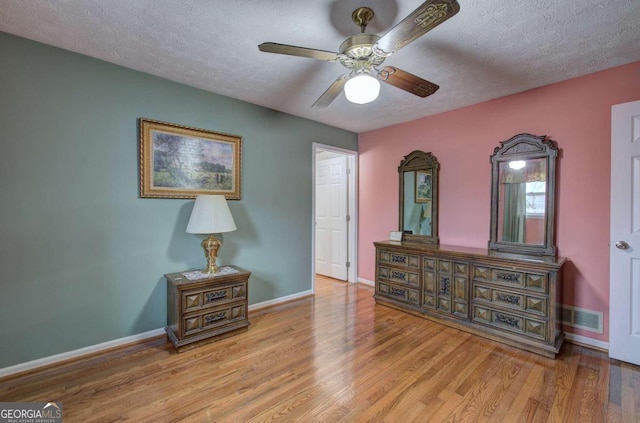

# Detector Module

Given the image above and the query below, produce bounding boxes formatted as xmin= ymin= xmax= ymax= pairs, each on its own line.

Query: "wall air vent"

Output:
xmin=562 ymin=305 xmax=603 ymax=334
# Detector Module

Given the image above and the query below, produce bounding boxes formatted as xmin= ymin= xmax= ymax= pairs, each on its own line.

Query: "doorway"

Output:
xmin=312 ymin=143 xmax=358 ymax=288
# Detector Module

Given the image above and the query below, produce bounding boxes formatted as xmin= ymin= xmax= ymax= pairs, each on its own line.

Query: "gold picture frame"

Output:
xmin=139 ymin=118 xmax=242 ymax=199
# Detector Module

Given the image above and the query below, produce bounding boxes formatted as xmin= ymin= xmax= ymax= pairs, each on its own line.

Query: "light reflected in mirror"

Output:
xmin=497 ymin=158 xmax=547 ymax=245
xmin=403 ymin=170 xmax=433 ymax=236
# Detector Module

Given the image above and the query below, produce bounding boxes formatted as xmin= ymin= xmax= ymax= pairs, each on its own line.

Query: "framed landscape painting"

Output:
xmin=139 ymin=119 xmax=242 ymax=199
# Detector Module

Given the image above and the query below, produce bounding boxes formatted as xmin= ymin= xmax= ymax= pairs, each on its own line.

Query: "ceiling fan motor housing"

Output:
xmin=338 ymin=34 xmax=385 ymax=70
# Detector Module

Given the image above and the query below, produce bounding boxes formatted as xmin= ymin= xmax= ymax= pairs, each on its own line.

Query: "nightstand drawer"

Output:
xmin=183 ymin=302 xmax=247 ymax=337
xmin=182 ymin=281 xmax=247 ymax=313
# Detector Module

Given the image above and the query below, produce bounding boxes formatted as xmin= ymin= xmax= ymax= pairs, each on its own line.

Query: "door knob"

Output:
xmin=615 ymin=241 xmax=630 ymax=250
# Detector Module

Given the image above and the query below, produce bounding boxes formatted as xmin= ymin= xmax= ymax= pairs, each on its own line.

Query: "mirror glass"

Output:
xmin=489 ymin=134 xmax=558 ymax=256
xmin=496 ymin=158 xmax=546 ymax=245
xmin=403 ymin=170 xmax=433 ymax=236
xmin=399 ymin=151 xmax=439 ymax=244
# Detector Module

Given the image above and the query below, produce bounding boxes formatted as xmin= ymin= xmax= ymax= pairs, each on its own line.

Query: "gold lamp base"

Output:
xmin=201 ymin=235 xmax=222 ymax=274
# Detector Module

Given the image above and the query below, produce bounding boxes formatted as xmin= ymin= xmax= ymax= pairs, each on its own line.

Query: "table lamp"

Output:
xmin=186 ymin=195 xmax=237 ymax=274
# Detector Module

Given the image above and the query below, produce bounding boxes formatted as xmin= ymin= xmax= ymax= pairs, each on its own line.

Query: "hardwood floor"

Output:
xmin=1 ymin=275 xmax=639 ymax=422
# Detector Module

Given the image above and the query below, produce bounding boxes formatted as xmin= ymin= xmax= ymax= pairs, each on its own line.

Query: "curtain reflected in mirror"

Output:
xmin=497 ymin=158 xmax=546 ymax=245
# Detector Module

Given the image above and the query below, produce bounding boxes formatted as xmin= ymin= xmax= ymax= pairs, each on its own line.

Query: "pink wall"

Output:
xmin=358 ymin=61 xmax=640 ymax=342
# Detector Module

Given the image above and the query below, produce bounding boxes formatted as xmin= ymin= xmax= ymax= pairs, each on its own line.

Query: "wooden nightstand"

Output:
xmin=165 ymin=265 xmax=250 ymax=352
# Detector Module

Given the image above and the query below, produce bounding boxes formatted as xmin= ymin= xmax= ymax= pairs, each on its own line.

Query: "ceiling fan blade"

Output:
xmin=374 ymin=0 xmax=460 ymax=56
xmin=312 ymin=74 xmax=349 ymax=108
xmin=377 ymin=66 xmax=439 ymax=97
xmin=258 ymin=42 xmax=338 ymax=61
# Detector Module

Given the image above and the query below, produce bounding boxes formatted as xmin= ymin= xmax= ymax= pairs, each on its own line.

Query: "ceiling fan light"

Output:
xmin=509 ymin=160 xmax=527 ymax=170
xmin=344 ymin=74 xmax=380 ymax=104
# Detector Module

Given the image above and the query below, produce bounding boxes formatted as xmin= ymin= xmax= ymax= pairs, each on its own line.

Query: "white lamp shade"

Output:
xmin=344 ymin=74 xmax=380 ymax=104
xmin=186 ymin=195 xmax=237 ymax=234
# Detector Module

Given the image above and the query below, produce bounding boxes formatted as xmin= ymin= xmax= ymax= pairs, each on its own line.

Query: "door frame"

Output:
xmin=312 ymin=143 xmax=358 ymax=291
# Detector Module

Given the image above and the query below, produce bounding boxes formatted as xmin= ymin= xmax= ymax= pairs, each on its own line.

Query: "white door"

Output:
xmin=315 ymin=155 xmax=348 ymax=280
xmin=610 ymin=100 xmax=640 ymax=365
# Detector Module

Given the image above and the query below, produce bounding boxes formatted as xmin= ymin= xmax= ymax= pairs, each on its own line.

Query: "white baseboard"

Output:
xmin=249 ymin=290 xmax=313 ymax=311
xmin=565 ymin=332 xmax=609 ymax=352
xmin=357 ymin=277 xmax=374 ymax=287
xmin=0 ymin=291 xmax=319 ymax=379
xmin=0 ymin=328 xmax=166 ymax=379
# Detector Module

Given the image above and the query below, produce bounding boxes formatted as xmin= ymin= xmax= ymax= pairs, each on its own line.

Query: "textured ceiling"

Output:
xmin=1 ymin=0 xmax=639 ymax=133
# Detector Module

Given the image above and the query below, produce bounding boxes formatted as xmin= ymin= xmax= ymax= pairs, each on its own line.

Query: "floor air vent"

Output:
xmin=562 ymin=305 xmax=603 ymax=334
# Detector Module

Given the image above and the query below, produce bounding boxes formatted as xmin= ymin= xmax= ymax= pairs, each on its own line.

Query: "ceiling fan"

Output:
xmin=258 ymin=0 xmax=460 ymax=108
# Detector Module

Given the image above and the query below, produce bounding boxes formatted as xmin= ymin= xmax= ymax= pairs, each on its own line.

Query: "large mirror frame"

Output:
xmin=399 ymin=150 xmax=439 ymax=245
xmin=489 ymin=133 xmax=558 ymax=256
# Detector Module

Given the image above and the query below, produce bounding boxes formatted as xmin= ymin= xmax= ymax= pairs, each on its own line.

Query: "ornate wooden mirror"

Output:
xmin=489 ymin=133 xmax=558 ymax=256
xmin=399 ymin=150 xmax=439 ymax=244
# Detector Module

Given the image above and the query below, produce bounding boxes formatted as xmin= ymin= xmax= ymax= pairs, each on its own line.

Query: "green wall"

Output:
xmin=0 ymin=33 xmax=357 ymax=368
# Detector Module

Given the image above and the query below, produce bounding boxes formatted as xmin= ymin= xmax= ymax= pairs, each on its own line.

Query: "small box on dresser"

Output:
xmin=165 ymin=265 xmax=250 ymax=352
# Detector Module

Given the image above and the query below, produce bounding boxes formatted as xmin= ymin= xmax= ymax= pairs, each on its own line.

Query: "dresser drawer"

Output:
xmin=473 ymin=284 xmax=547 ymax=316
xmin=183 ymin=302 xmax=247 ymax=337
xmin=473 ymin=265 xmax=548 ymax=293
xmin=378 ymin=266 xmax=420 ymax=288
xmin=182 ymin=281 xmax=247 ymax=313
xmin=377 ymin=281 xmax=420 ymax=306
xmin=379 ymin=250 xmax=420 ymax=270
xmin=472 ymin=305 xmax=547 ymax=340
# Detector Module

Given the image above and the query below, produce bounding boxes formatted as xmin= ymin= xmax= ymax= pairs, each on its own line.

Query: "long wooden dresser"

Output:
xmin=374 ymin=241 xmax=566 ymax=358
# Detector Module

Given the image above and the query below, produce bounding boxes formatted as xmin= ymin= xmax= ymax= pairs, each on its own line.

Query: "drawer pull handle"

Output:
xmin=205 ymin=312 xmax=227 ymax=323
xmin=440 ymin=277 xmax=450 ymax=295
xmin=390 ymin=287 xmax=406 ymax=297
xmin=391 ymin=254 xmax=407 ymax=264
xmin=390 ymin=270 xmax=407 ymax=281
xmin=495 ymin=313 xmax=520 ymax=329
xmin=496 ymin=272 xmax=520 ymax=283
xmin=496 ymin=293 xmax=520 ymax=306
xmin=205 ymin=291 xmax=227 ymax=303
